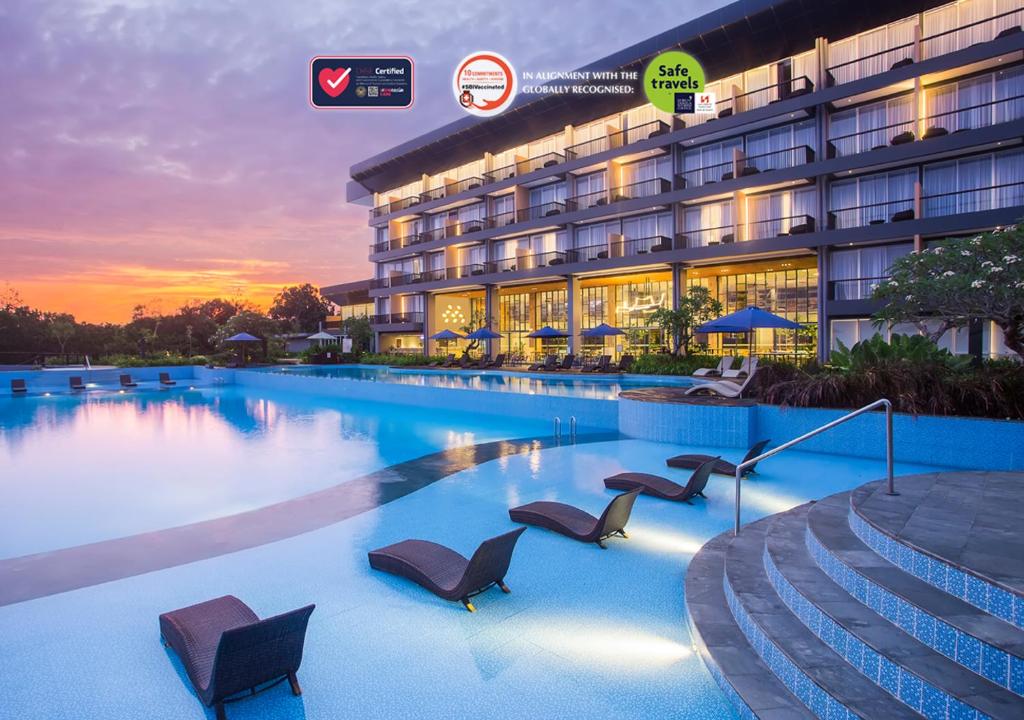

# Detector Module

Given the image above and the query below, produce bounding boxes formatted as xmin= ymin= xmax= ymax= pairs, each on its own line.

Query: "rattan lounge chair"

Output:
xmin=10 ymin=379 xmax=27 ymax=394
xmin=69 ymin=376 xmax=87 ymax=391
xmin=368 ymin=527 xmax=526 ymax=612
xmin=666 ymin=439 xmax=771 ymax=477
xmin=528 ymin=354 xmax=557 ymax=371
xmin=159 ymin=595 xmax=315 ymax=720
xmin=555 ymin=353 xmax=575 ymax=370
xmin=436 ymin=354 xmax=456 ymax=368
xmin=693 ymin=356 xmax=734 ymax=377
xmin=582 ymin=355 xmax=611 ymax=373
xmin=159 ymin=372 xmax=176 ymax=386
xmin=611 ymin=354 xmax=634 ymax=373
xmin=508 ymin=490 xmax=640 ymax=548
xmin=604 ymin=458 xmax=718 ymax=503
xmin=119 ymin=373 xmax=138 ymax=388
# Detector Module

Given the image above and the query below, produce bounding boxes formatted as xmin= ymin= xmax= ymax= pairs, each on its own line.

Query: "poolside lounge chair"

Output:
xmin=159 ymin=372 xmax=176 ymax=386
xmin=683 ymin=368 xmax=758 ymax=399
xmin=722 ymin=356 xmax=757 ymax=379
xmin=556 ymin=353 xmax=576 ymax=370
xmin=119 ymin=374 xmax=138 ymax=388
xmin=10 ymin=379 xmax=27 ymax=394
xmin=368 ymin=527 xmax=526 ymax=612
xmin=582 ymin=355 xmax=611 ymax=373
xmin=693 ymin=356 xmax=734 ymax=377
xmin=480 ymin=353 xmax=506 ymax=369
xmin=69 ymin=376 xmax=87 ymax=391
xmin=436 ymin=354 xmax=457 ymax=368
xmin=528 ymin=354 xmax=557 ymax=371
xmin=604 ymin=458 xmax=718 ymax=504
xmin=611 ymin=354 xmax=635 ymax=373
xmin=666 ymin=438 xmax=771 ymax=477
xmin=159 ymin=595 xmax=315 ymax=720
xmin=508 ymin=490 xmax=640 ymax=548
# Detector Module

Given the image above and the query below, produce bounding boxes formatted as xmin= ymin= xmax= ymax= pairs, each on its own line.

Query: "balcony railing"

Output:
xmin=445 ymin=263 xmax=489 ymax=281
xmin=609 ymin=177 xmax=671 ymax=202
xmin=745 ymin=213 xmax=817 ymax=240
xmin=420 ymin=176 xmax=491 ymax=203
xmin=485 ymin=209 xmax=519 ymax=229
xmin=921 ymin=8 xmax=1023 ymax=61
xmin=827 ymin=117 xmax=916 ymax=158
xmin=681 ymin=145 xmax=815 ymax=187
xmin=678 ymin=223 xmax=737 ymax=248
xmin=828 ymin=198 xmax=915 ymax=229
xmin=923 ymin=93 xmax=1024 ymax=137
xmin=922 ymin=181 xmax=1024 ymax=218
xmin=519 ymin=151 xmax=566 ymax=175
xmin=516 ymin=201 xmax=566 ymax=223
xmin=491 ymin=250 xmax=569 ymax=273
xmin=370 ymin=194 xmax=422 ymax=220
xmin=370 ymin=312 xmax=424 ymax=325
xmin=826 ymin=42 xmax=915 ymax=88
xmin=564 ymin=120 xmax=670 ymax=161
xmin=829 ymin=277 xmax=889 ymax=301
xmin=714 ymin=76 xmax=814 ymax=118
xmin=566 ymin=188 xmax=611 ymax=212
xmin=567 ymin=235 xmax=679 ymax=262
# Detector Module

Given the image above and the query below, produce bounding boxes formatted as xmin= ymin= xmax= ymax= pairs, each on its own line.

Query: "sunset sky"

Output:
xmin=0 ymin=0 xmax=722 ymax=323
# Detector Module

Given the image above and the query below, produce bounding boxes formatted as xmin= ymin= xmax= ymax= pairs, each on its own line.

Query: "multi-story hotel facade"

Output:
xmin=344 ymin=0 xmax=1024 ymax=362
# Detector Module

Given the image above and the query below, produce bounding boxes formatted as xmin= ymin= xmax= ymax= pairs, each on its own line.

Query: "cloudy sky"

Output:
xmin=0 ymin=0 xmax=726 ymax=322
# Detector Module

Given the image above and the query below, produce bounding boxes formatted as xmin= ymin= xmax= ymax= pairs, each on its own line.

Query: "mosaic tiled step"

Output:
xmin=766 ymin=502 xmax=1024 ymax=719
xmin=686 ymin=532 xmax=815 ymax=720
xmin=806 ymin=493 xmax=1024 ymax=697
xmin=724 ymin=517 xmax=919 ymax=719
xmin=850 ymin=475 xmax=1024 ymax=630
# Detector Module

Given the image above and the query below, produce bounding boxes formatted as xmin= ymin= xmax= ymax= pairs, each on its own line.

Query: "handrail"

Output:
xmin=733 ymin=398 xmax=895 ymax=535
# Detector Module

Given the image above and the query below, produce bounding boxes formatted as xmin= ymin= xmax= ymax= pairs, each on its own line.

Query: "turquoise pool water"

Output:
xmin=265 ymin=363 xmax=693 ymax=399
xmin=0 ymin=386 xmax=952 ymax=719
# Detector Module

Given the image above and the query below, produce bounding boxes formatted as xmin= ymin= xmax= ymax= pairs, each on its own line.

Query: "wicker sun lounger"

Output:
xmin=159 ymin=372 xmax=176 ymax=386
xmin=159 ymin=595 xmax=315 ymax=720
xmin=666 ymin=439 xmax=771 ymax=476
xmin=604 ymin=458 xmax=718 ymax=503
xmin=10 ymin=379 xmax=27 ymax=394
xmin=69 ymin=376 xmax=87 ymax=391
xmin=508 ymin=490 xmax=639 ymax=548
xmin=368 ymin=527 xmax=526 ymax=612
xmin=119 ymin=373 xmax=138 ymax=388
xmin=528 ymin=354 xmax=557 ymax=371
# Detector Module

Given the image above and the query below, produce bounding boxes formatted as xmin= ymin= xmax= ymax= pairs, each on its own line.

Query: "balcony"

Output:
xmin=827 ymin=117 xmax=916 ymax=158
xmin=922 ymin=93 xmax=1024 ymax=138
xmin=922 ymin=181 xmax=1024 ymax=218
xmin=826 ymin=42 xmax=915 ymax=88
xmin=609 ymin=177 xmax=671 ymax=203
xmin=515 ymin=201 xmax=566 ymax=224
xmin=828 ymin=277 xmax=888 ymax=301
xmin=681 ymin=145 xmax=815 ymax=187
xmin=370 ymin=194 xmax=422 ymax=221
xmin=570 ymin=235 xmax=679 ymax=262
xmin=519 ymin=151 xmax=566 ymax=175
xmin=566 ymin=188 xmax=611 ymax=212
xmin=713 ymin=76 xmax=814 ymax=119
xmin=745 ymin=214 xmax=817 ymax=240
xmin=564 ymin=120 xmax=670 ymax=161
xmin=678 ymin=223 xmax=737 ymax=248
xmin=829 ymin=198 xmax=915 ymax=230
xmin=420 ymin=176 xmax=490 ymax=203
xmin=490 ymin=250 xmax=569 ymax=273
xmin=370 ymin=311 xmax=424 ymax=326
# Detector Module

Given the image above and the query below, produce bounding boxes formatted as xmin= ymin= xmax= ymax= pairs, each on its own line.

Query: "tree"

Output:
xmin=872 ymin=225 xmax=1024 ymax=358
xmin=459 ymin=310 xmax=491 ymax=357
xmin=646 ymin=286 xmax=723 ymax=357
xmin=213 ymin=311 xmax=285 ymax=361
xmin=269 ymin=284 xmax=333 ymax=333
xmin=342 ymin=316 xmax=373 ymax=353
xmin=48 ymin=314 xmax=77 ymax=355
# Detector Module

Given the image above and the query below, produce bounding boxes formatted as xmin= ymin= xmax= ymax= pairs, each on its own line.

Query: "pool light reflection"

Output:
xmin=526 ymin=621 xmax=691 ymax=668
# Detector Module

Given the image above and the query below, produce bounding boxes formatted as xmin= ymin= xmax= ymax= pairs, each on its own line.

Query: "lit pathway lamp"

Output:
xmin=696 ymin=306 xmax=803 ymax=359
xmin=225 ymin=332 xmax=262 ymax=367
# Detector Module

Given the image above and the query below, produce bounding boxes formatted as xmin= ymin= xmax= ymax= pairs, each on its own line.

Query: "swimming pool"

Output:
xmin=0 ymin=384 xmax=953 ymax=719
xmin=264 ymin=363 xmax=693 ymax=399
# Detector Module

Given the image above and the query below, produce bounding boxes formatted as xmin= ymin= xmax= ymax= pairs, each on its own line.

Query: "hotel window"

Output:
xmin=574 ymin=221 xmax=616 ymax=260
xmin=426 ymin=252 xmax=444 ymax=272
xmin=528 ymin=133 xmax=563 ymax=158
xmin=491 ymin=194 xmax=514 ymax=224
xmin=528 ymin=182 xmax=566 ymax=208
xmin=573 ymin=170 xmax=607 ymax=207
xmin=829 ymin=95 xmax=913 ymax=157
xmin=830 ymin=319 xmax=970 ymax=355
xmin=829 ymin=243 xmax=912 ymax=299
xmin=679 ymin=137 xmax=742 ymax=187
xmin=741 ymin=64 xmax=771 ymax=111
xmin=572 ymin=118 xmax=614 ymax=157
xmin=623 ymin=103 xmax=672 ymax=136
xmin=580 ymin=286 xmax=608 ymax=329
xmin=456 ymin=202 xmax=485 ymax=230
xmin=499 ymin=292 xmax=532 ymax=358
xmin=746 ymin=120 xmax=816 ymax=170
xmin=828 ymin=15 xmax=916 ymax=85
xmin=491 ymin=148 xmax=519 ymax=180
xmin=745 ymin=188 xmax=816 ymax=239
xmin=925 ymin=66 xmax=1024 ymax=134
xmin=829 ymin=169 xmax=916 ymax=228
xmin=614 ymin=277 xmax=672 ymax=352
xmin=455 ymin=159 xmax=484 ymax=181
xmin=618 ymin=156 xmax=671 ymax=188
xmin=923 ymin=0 xmax=1024 ymax=60
xmin=622 ymin=212 xmax=672 ymax=254
xmin=682 ymin=201 xmax=735 ymax=247
xmin=922 ymin=148 xmax=1024 ymax=216
xmin=375 ymin=227 xmax=388 ymax=247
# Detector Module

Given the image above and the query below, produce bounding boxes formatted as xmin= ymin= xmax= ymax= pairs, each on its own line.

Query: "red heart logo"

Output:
xmin=318 ymin=67 xmax=350 ymax=97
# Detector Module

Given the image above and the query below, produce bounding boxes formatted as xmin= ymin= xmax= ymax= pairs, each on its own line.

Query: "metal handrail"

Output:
xmin=733 ymin=398 xmax=895 ymax=535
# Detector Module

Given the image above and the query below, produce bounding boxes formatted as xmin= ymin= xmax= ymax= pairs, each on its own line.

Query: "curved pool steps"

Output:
xmin=768 ymin=502 xmax=1023 ymax=719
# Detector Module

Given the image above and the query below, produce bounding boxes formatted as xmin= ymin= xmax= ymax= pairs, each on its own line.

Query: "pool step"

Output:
xmin=807 ymin=492 xmax=1024 ymax=696
xmin=724 ymin=514 xmax=919 ymax=719
xmin=686 ymin=532 xmax=815 ymax=720
xmin=769 ymin=502 xmax=1024 ymax=719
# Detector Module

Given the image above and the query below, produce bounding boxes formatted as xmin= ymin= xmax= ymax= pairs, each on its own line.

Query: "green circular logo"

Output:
xmin=643 ymin=50 xmax=705 ymax=113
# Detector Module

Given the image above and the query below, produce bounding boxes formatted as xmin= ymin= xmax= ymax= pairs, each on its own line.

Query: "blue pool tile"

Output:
xmin=926 ymin=558 xmax=947 ymax=590
xmin=989 ymin=587 xmax=1014 ymax=624
xmin=879 ymin=657 xmax=900 ymax=695
xmin=935 ymin=622 xmax=957 ymax=659
xmin=913 ymin=552 xmax=929 ymax=580
xmin=809 ymin=684 xmax=828 ymax=718
xmin=826 ymin=699 xmax=846 ymax=720
xmin=820 ymin=617 xmax=836 ymax=647
xmin=866 ymin=582 xmax=882 ymax=612
xmin=946 ymin=568 xmax=966 ymax=599
xmin=896 ymin=599 xmax=916 ymax=633
xmin=881 ymin=592 xmax=899 ymax=622
xmin=921 ymin=684 xmax=947 ymax=720
xmin=862 ymin=646 xmax=881 ymax=682
xmin=965 ymin=574 xmax=989 ymax=609
xmin=845 ymin=637 xmax=864 ymax=671
xmin=948 ymin=698 xmax=978 ymax=720
xmin=897 ymin=543 xmax=914 ymax=571
xmin=898 ymin=671 xmax=922 ymax=711
xmin=980 ymin=643 xmax=1008 ymax=687
xmin=1010 ymin=655 xmax=1024 ymax=695
xmin=1014 ymin=597 xmax=1024 ymax=628
xmin=915 ymin=613 xmax=936 ymax=647
xmin=956 ymin=634 xmax=982 ymax=673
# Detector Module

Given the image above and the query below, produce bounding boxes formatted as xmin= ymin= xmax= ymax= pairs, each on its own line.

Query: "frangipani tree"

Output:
xmin=871 ymin=225 xmax=1024 ymax=358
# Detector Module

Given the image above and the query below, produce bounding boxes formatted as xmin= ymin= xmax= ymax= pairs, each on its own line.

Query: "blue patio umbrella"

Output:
xmin=697 ymin=306 xmax=803 ymax=356
xmin=430 ymin=329 xmax=465 ymax=341
xmin=527 ymin=326 xmax=569 ymax=338
xmin=225 ymin=332 xmax=261 ymax=343
xmin=464 ymin=327 xmax=503 ymax=340
xmin=581 ymin=323 xmax=625 ymax=337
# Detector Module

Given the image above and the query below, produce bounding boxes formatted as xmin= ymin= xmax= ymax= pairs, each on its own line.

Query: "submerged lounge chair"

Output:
xmin=159 ymin=595 xmax=315 ymax=720
xmin=119 ymin=373 xmax=138 ymax=388
xmin=69 ymin=376 xmax=87 ymax=391
xmin=10 ymin=379 xmax=27 ymax=394
xmin=693 ymin=356 xmax=734 ymax=377
xmin=508 ymin=490 xmax=640 ymax=548
xmin=368 ymin=527 xmax=526 ymax=612
xmin=159 ymin=372 xmax=176 ymax=386
xmin=666 ymin=439 xmax=771 ymax=477
xmin=604 ymin=458 xmax=718 ymax=504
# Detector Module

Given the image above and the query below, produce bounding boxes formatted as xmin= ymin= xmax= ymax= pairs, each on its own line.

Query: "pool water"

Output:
xmin=0 ymin=386 xmax=547 ymax=558
xmin=0 ymin=387 xmax=952 ymax=719
xmin=265 ymin=363 xmax=693 ymax=399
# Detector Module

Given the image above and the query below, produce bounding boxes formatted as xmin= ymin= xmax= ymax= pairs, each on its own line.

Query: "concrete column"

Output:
xmin=817 ymin=248 xmax=830 ymax=364
xmin=671 ymin=263 xmax=685 ymax=310
xmin=484 ymin=284 xmax=499 ymax=359
xmin=566 ymin=275 xmax=581 ymax=354
xmin=423 ymin=292 xmax=435 ymax=358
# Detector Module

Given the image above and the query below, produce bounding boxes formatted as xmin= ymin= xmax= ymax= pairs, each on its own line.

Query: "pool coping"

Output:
xmin=0 ymin=432 xmax=618 ymax=607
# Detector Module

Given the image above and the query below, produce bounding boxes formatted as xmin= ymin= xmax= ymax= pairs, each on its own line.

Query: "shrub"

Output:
xmin=300 ymin=344 xmax=357 ymax=364
xmin=100 ymin=353 xmax=208 ymax=367
xmin=630 ymin=353 xmax=723 ymax=376
xmin=829 ymin=333 xmax=971 ymax=372
xmin=359 ymin=353 xmax=446 ymax=366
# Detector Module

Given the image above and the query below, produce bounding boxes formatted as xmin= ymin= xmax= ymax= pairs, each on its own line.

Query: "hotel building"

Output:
xmin=344 ymin=0 xmax=1024 ymax=361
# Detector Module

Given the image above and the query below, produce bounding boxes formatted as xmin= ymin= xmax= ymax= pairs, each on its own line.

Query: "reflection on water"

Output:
xmin=266 ymin=365 xmax=692 ymax=400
